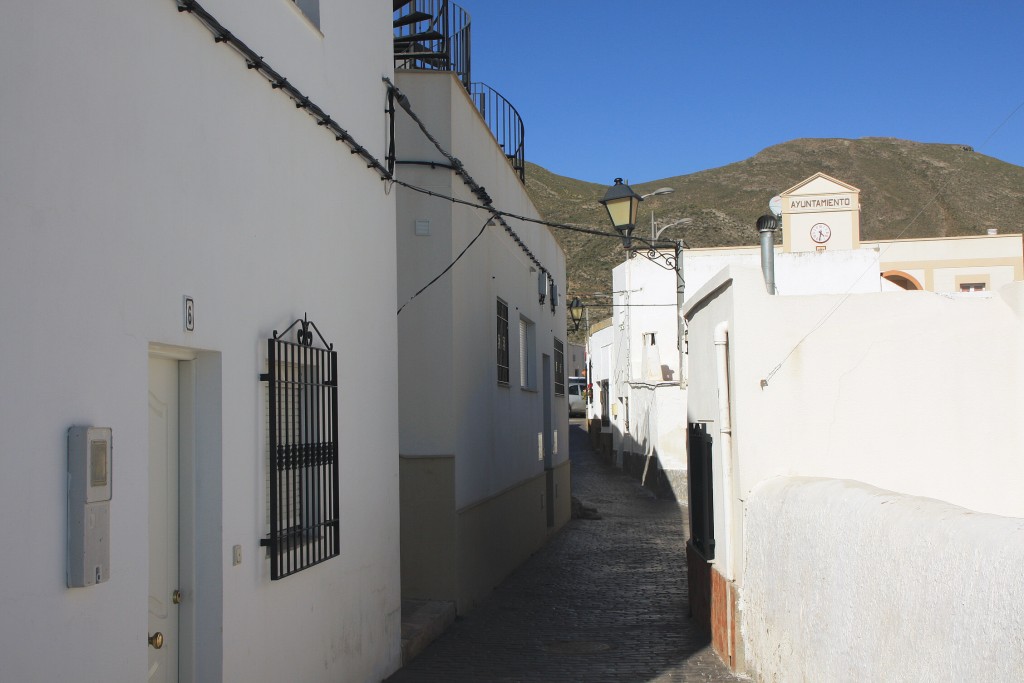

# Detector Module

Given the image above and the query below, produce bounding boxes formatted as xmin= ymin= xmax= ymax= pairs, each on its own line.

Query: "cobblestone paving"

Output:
xmin=386 ymin=423 xmax=746 ymax=683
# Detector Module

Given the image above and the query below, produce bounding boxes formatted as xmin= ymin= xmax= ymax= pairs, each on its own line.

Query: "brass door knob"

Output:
xmin=172 ymin=590 xmax=182 ymax=605
xmin=148 ymin=632 xmax=164 ymax=649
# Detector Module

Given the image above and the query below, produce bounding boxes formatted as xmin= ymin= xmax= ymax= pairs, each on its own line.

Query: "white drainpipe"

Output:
xmin=714 ymin=320 xmax=735 ymax=664
xmin=713 ymin=321 xmax=734 ymax=579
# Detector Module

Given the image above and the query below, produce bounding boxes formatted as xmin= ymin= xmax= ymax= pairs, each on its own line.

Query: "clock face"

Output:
xmin=810 ymin=223 xmax=832 ymax=243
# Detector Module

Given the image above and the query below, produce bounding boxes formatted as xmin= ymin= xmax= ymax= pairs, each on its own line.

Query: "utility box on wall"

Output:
xmin=67 ymin=427 xmax=112 ymax=587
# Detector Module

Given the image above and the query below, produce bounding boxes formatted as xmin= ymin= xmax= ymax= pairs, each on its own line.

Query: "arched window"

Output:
xmin=882 ymin=270 xmax=923 ymax=291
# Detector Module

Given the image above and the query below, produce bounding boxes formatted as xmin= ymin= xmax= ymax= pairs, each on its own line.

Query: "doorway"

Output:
xmin=148 ymin=355 xmax=182 ymax=682
xmin=542 ymin=353 xmax=554 ymax=527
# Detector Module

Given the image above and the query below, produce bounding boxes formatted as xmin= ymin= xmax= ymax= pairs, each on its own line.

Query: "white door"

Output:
xmin=148 ymin=357 xmax=179 ymax=682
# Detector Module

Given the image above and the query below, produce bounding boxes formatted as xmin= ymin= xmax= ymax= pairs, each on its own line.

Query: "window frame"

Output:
xmin=519 ymin=316 xmax=536 ymax=390
xmin=554 ymin=339 xmax=565 ymax=396
xmin=497 ymin=299 xmax=510 ymax=386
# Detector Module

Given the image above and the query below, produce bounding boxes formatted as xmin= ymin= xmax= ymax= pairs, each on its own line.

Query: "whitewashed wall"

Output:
xmin=0 ymin=2 xmax=400 ymax=681
xmin=685 ymin=266 xmax=1024 ymax=674
xmin=683 ymin=246 xmax=881 ymax=297
xmin=394 ymin=71 xmax=568 ymax=510
xmin=686 ymin=266 xmax=1024 ymax=525
xmin=587 ymin=322 xmax=614 ymax=422
xmin=744 ymin=477 xmax=1024 ymax=681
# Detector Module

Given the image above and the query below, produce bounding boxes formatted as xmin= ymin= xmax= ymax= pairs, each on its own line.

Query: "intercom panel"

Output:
xmin=67 ymin=426 xmax=111 ymax=587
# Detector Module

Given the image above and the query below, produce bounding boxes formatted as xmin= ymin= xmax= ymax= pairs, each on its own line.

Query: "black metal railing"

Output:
xmin=687 ymin=422 xmax=715 ymax=560
xmin=394 ymin=0 xmax=471 ymax=90
xmin=260 ymin=316 xmax=340 ymax=580
xmin=469 ymin=82 xmax=526 ymax=182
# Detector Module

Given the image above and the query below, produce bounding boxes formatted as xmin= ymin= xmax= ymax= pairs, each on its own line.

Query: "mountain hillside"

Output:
xmin=524 ymin=137 xmax=1024 ymax=333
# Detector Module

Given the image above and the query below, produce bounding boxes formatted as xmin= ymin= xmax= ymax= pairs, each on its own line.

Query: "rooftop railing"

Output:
xmin=469 ymin=82 xmax=525 ymax=182
xmin=394 ymin=0 xmax=471 ymax=90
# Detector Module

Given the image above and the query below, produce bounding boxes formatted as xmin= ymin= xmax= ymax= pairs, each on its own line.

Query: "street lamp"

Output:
xmin=569 ymin=296 xmax=584 ymax=331
xmin=599 ymin=178 xmax=644 ymax=249
xmin=601 ymin=177 xmax=689 ymax=387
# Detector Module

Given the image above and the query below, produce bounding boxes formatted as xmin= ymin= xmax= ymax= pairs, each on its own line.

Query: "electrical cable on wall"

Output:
xmin=384 ymin=77 xmax=558 ymax=280
xmin=397 ymin=214 xmax=496 ymax=315
xmin=174 ymin=0 xmax=391 ymax=178
xmin=174 ymin=1 xmax=686 ymax=322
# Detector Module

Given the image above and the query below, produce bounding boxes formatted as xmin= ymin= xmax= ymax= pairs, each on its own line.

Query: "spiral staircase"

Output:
xmin=393 ymin=0 xmax=525 ymax=181
xmin=393 ymin=0 xmax=470 ymax=88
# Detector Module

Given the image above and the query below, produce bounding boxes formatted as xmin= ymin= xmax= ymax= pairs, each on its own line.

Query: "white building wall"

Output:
xmin=394 ymin=71 xmax=568 ymax=509
xmin=744 ymin=477 xmax=1024 ymax=681
xmin=684 ymin=246 xmax=882 ymax=297
xmin=607 ymin=245 xmax=881 ymax=483
xmin=0 ymin=2 xmax=400 ymax=682
xmin=685 ymin=266 xmax=1024 ymax=584
xmin=586 ymin=323 xmax=614 ymax=422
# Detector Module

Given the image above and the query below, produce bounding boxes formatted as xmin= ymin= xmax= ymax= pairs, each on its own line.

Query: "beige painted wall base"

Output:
xmin=400 ymin=457 xmax=571 ymax=614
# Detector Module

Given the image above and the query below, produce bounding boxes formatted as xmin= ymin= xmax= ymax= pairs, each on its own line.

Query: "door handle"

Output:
xmin=148 ymin=632 xmax=164 ymax=649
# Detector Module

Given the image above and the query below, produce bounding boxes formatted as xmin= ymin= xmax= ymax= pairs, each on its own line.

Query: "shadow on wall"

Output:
xmin=585 ymin=417 xmax=679 ymax=502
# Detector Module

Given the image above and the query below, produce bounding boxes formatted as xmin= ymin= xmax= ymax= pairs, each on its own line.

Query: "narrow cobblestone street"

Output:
xmin=386 ymin=423 xmax=745 ymax=682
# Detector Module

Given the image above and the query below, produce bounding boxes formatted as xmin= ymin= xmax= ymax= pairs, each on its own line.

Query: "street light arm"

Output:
xmin=640 ymin=187 xmax=675 ymax=199
xmin=654 ymin=217 xmax=692 ymax=241
xmin=628 ymin=235 xmax=685 ymax=284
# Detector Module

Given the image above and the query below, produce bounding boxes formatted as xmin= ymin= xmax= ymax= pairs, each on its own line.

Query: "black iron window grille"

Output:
xmin=259 ymin=315 xmax=339 ymax=580
xmin=497 ymin=299 xmax=510 ymax=385
xmin=687 ymin=422 xmax=715 ymax=560
xmin=554 ymin=339 xmax=565 ymax=396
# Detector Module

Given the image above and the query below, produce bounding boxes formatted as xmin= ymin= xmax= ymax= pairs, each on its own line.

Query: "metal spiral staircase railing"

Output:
xmin=394 ymin=0 xmax=525 ymax=181
xmin=393 ymin=0 xmax=470 ymax=89
xmin=469 ymin=82 xmax=525 ymax=181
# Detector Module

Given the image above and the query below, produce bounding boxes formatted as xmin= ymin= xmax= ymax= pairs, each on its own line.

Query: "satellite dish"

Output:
xmin=769 ymin=195 xmax=783 ymax=217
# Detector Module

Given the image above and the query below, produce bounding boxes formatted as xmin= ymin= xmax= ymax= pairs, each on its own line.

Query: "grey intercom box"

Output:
xmin=67 ymin=426 xmax=112 ymax=587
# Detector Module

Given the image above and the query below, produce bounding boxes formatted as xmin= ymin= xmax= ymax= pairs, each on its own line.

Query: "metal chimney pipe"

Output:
xmin=757 ymin=214 xmax=779 ymax=295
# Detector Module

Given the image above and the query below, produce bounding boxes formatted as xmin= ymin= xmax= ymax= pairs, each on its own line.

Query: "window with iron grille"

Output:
xmin=259 ymin=316 xmax=339 ymax=580
xmin=554 ymin=339 xmax=565 ymax=396
xmin=497 ymin=299 xmax=510 ymax=385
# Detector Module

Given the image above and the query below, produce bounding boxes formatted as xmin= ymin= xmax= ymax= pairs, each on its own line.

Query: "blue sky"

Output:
xmin=468 ymin=0 xmax=1024 ymax=184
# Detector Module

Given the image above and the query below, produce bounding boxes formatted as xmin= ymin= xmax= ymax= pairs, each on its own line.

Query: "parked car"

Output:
xmin=568 ymin=377 xmax=587 ymax=417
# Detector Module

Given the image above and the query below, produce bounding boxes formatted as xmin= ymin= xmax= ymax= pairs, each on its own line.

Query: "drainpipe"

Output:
xmin=675 ymin=240 xmax=687 ymax=386
xmin=757 ymin=214 xmax=779 ymax=295
xmin=714 ymin=320 xmax=735 ymax=664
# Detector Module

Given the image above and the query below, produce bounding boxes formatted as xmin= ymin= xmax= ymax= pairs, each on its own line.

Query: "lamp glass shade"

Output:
xmin=569 ymin=297 xmax=584 ymax=324
xmin=600 ymin=179 xmax=643 ymax=248
xmin=603 ymin=196 xmax=639 ymax=231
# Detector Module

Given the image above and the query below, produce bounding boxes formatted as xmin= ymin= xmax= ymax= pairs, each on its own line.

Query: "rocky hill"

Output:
xmin=524 ymin=137 xmax=1024 ymax=335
